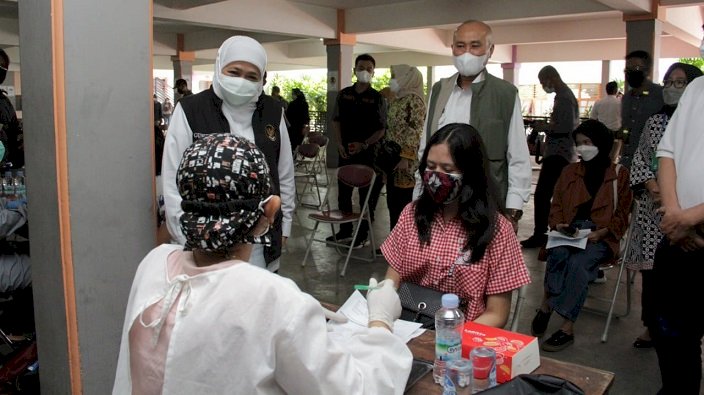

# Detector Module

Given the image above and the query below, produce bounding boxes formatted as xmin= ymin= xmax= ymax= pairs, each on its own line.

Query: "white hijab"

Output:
xmin=212 ymin=36 xmax=268 ymax=142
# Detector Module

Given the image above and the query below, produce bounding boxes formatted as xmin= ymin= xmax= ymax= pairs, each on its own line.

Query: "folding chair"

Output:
xmin=583 ymin=199 xmax=637 ymax=343
xmin=306 ymin=132 xmax=330 ymax=187
xmin=294 ymin=143 xmax=322 ymax=209
xmin=508 ymin=285 xmax=526 ymax=332
xmin=301 ymin=164 xmax=377 ymax=277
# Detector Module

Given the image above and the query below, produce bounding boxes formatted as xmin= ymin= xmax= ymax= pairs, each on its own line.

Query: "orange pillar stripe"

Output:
xmin=50 ymin=0 xmax=82 ymax=393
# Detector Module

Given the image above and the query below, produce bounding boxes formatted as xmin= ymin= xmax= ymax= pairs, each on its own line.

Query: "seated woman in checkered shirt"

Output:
xmin=380 ymin=123 xmax=531 ymax=328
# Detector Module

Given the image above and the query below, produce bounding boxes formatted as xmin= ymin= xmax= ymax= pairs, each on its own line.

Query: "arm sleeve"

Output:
xmin=548 ymin=170 xmax=569 ymax=229
xmin=161 ymin=104 xmax=192 ymax=245
xmin=505 ymin=95 xmax=532 ymax=210
xmin=608 ymin=167 xmax=633 ymax=240
xmin=550 ymin=94 xmax=576 ymax=135
xmin=485 ymin=217 xmax=531 ymax=295
xmin=0 ymin=204 xmax=27 ymax=237
xmin=630 ymin=116 xmax=658 ymax=188
xmin=400 ymin=96 xmax=426 ymax=160
xmin=275 ymin=295 xmax=412 ymax=395
xmin=589 ymin=103 xmax=598 ymax=120
xmin=380 ymin=204 xmax=414 ymax=279
xmin=277 ymin=114 xmax=295 ymax=237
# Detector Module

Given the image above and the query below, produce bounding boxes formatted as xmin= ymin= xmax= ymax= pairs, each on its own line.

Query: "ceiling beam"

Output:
xmin=153 ymin=0 xmax=337 ymax=39
xmin=345 ymin=0 xmax=611 ymax=33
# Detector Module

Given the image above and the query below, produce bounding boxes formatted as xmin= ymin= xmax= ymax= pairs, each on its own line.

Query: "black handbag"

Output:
xmin=480 ymin=374 xmax=585 ymax=395
xmin=397 ymin=282 xmax=445 ymax=329
xmin=374 ymin=139 xmax=402 ymax=174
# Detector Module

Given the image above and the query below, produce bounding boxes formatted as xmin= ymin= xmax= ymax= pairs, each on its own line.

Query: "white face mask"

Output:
xmin=389 ymin=78 xmax=400 ymax=93
xmin=663 ymin=86 xmax=685 ymax=106
xmin=543 ymin=85 xmax=555 ymax=94
xmin=576 ymin=145 xmax=599 ymax=161
xmin=356 ymin=70 xmax=372 ymax=84
xmin=453 ymin=52 xmax=489 ymax=77
xmin=218 ymin=75 xmax=261 ymax=106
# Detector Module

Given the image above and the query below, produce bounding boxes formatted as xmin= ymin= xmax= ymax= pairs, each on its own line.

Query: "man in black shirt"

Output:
xmin=329 ymin=54 xmax=386 ymax=247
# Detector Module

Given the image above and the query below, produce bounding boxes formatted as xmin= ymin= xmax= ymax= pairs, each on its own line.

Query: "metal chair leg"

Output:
xmin=301 ymin=221 xmax=320 ymax=267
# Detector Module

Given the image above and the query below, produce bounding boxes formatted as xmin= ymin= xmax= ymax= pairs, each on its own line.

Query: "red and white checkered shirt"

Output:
xmin=381 ymin=203 xmax=530 ymax=321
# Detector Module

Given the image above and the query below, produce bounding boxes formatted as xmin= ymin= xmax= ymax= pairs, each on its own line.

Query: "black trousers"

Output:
xmin=532 ymin=155 xmax=570 ymax=237
xmin=386 ymin=183 xmax=413 ymax=231
xmin=337 ymin=150 xmax=383 ymax=237
xmin=650 ymin=240 xmax=704 ymax=395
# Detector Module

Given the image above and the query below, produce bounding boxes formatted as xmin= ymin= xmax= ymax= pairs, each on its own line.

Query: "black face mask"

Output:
xmin=625 ymin=70 xmax=645 ymax=88
xmin=0 ymin=68 xmax=6 ymax=85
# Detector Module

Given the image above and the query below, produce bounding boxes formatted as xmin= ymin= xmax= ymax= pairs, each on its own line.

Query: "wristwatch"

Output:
xmin=506 ymin=209 xmax=523 ymax=221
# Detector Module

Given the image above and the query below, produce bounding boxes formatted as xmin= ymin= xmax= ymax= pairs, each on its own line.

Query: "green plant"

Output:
xmin=269 ymin=74 xmax=328 ymax=112
xmin=678 ymin=57 xmax=704 ymax=71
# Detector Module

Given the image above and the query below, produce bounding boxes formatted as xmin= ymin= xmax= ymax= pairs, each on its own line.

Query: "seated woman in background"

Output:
xmin=531 ymin=120 xmax=632 ymax=352
xmin=114 ymin=134 xmax=412 ymax=394
xmin=381 ymin=123 xmax=531 ymax=328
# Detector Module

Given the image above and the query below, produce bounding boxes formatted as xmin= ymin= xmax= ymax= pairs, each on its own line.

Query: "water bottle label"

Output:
xmin=436 ymin=341 xmax=462 ymax=360
xmin=443 ymin=375 xmax=456 ymax=395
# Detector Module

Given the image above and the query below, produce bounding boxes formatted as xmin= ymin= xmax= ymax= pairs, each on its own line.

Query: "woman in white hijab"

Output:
xmin=384 ymin=65 xmax=426 ymax=229
xmin=161 ymin=36 xmax=295 ymax=274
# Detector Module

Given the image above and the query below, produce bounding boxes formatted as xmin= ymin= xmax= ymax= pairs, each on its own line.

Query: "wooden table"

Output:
xmin=405 ymin=330 xmax=615 ymax=395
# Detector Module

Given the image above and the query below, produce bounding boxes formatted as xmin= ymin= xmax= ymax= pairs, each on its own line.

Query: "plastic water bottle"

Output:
xmin=13 ymin=170 xmax=25 ymax=200
xmin=434 ymin=293 xmax=465 ymax=384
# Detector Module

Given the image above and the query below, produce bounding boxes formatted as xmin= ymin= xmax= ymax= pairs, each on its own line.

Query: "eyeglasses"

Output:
xmin=663 ymin=79 xmax=687 ymax=89
xmin=0 ymin=65 xmax=7 ymax=71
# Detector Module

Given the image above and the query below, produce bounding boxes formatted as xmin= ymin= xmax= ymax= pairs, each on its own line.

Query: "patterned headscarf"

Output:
xmin=391 ymin=64 xmax=425 ymax=101
xmin=177 ymin=134 xmax=272 ymax=252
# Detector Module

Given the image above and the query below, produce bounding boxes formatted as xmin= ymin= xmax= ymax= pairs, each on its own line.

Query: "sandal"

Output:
xmin=541 ymin=330 xmax=574 ymax=352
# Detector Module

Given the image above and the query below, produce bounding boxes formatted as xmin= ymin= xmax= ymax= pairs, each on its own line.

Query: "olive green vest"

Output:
xmin=425 ymin=71 xmax=517 ymax=203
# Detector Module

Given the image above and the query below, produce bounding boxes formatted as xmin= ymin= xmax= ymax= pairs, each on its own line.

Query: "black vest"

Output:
xmin=180 ymin=87 xmax=283 ymax=263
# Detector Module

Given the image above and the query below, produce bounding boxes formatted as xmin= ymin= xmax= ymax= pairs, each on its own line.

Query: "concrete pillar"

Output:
xmin=323 ymin=9 xmax=356 ymax=168
xmin=18 ymin=0 xmax=154 ymax=392
xmin=625 ymin=18 xmax=662 ymax=84
xmin=426 ymin=66 xmax=434 ymax=101
xmin=501 ymin=45 xmax=520 ymax=86
xmin=600 ymin=60 xmax=611 ymax=98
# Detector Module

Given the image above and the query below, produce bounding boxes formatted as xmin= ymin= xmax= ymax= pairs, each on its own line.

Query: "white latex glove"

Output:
xmin=322 ymin=306 xmax=348 ymax=323
xmin=366 ymin=278 xmax=401 ymax=331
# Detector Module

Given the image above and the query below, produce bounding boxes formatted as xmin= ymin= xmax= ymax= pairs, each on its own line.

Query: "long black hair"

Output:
xmin=415 ymin=123 xmax=502 ymax=263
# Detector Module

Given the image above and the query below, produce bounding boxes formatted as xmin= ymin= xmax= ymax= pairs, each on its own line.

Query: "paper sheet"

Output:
xmin=545 ymin=229 xmax=591 ymax=250
xmin=327 ymin=290 xmax=425 ymax=344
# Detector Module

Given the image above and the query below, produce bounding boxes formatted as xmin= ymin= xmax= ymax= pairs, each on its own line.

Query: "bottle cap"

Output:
xmin=441 ymin=293 xmax=459 ymax=308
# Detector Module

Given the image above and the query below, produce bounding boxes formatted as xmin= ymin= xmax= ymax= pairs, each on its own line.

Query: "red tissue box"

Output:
xmin=461 ymin=321 xmax=540 ymax=383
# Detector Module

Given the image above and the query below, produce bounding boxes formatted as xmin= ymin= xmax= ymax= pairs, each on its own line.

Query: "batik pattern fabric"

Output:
xmin=386 ymin=94 xmax=426 ymax=188
xmin=623 ymin=113 xmax=668 ymax=271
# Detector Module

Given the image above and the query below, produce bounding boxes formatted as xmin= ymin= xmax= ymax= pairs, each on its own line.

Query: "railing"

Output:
xmin=309 ymin=111 xmax=327 ymax=134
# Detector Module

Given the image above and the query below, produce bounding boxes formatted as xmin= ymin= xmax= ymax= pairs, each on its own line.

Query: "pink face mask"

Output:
xmin=422 ymin=169 xmax=463 ymax=204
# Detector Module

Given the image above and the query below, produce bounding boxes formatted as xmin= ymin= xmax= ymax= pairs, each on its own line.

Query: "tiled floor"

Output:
xmin=280 ymin=167 xmax=670 ymax=394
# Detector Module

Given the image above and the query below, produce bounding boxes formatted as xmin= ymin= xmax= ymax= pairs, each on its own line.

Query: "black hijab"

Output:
xmin=572 ymin=120 xmax=614 ymax=198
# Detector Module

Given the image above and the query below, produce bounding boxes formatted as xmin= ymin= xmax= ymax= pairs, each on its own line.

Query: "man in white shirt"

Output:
xmin=590 ymin=81 xmax=621 ymax=134
xmin=650 ymin=29 xmax=704 ymax=395
xmin=417 ymin=20 xmax=531 ymax=230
